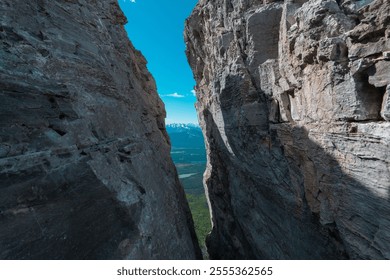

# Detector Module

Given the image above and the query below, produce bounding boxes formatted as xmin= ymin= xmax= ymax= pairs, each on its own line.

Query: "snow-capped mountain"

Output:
xmin=166 ymin=123 xmax=205 ymax=148
xmin=167 ymin=123 xmax=199 ymax=130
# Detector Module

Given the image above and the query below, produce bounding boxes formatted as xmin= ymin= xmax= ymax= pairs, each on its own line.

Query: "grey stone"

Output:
xmin=381 ymin=86 xmax=390 ymax=121
xmin=185 ymin=0 xmax=390 ymax=259
xmin=0 ymin=0 xmax=201 ymax=259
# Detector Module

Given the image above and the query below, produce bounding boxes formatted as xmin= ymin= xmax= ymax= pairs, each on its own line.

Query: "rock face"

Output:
xmin=0 ymin=0 xmax=201 ymax=259
xmin=185 ymin=0 xmax=390 ymax=259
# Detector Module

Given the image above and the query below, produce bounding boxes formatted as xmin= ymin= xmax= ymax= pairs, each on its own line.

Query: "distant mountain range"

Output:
xmin=166 ymin=123 xmax=205 ymax=149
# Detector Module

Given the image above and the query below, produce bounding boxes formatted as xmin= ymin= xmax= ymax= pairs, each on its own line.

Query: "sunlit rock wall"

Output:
xmin=185 ymin=0 xmax=389 ymax=259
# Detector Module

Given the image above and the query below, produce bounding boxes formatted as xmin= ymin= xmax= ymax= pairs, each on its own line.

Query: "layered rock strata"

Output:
xmin=185 ymin=0 xmax=389 ymax=259
xmin=0 ymin=0 xmax=201 ymax=259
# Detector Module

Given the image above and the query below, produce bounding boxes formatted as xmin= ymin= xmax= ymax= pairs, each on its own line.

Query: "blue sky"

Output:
xmin=118 ymin=0 xmax=199 ymax=124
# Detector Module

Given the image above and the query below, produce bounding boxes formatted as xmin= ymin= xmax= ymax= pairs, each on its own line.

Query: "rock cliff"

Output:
xmin=185 ymin=0 xmax=389 ymax=259
xmin=0 ymin=0 xmax=201 ymax=259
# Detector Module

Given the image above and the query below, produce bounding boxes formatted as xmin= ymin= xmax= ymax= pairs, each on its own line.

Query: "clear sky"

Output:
xmin=118 ymin=0 xmax=199 ymax=124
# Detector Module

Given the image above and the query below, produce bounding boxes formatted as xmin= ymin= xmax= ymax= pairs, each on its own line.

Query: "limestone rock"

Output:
xmin=0 ymin=0 xmax=201 ymax=259
xmin=185 ymin=0 xmax=390 ymax=259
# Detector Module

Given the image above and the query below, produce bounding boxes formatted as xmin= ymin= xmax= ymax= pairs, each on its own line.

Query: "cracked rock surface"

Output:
xmin=0 ymin=0 xmax=201 ymax=259
xmin=185 ymin=0 xmax=389 ymax=259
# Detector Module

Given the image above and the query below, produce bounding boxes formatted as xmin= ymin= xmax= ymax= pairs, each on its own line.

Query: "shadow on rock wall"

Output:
xmin=202 ymin=104 xmax=389 ymax=259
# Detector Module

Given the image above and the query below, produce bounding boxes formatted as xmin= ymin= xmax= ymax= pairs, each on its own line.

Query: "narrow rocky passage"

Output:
xmin=1 ymin=0 xmax=389 ymax=260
